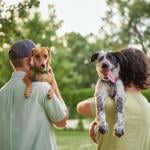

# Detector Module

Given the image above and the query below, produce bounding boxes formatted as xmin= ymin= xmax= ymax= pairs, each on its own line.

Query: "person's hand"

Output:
xmin=89 ymin=120 xmax=99 ymax=144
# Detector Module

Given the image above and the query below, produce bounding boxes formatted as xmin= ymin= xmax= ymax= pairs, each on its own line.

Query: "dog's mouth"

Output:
xmin=39 ymin=66 xmax=49 ymax=74
xmin=101 ymin=69 xmax=109 ymax=77
xmin=100 ymin=69 xmax=116 ymax=83
xmin=40 ymin=67 xmax=45 ymax=71
xmin=40 ymin=64 xmax=47 ymax=70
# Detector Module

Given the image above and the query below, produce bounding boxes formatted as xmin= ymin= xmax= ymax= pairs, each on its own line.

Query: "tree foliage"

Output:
xmin=0 ymin=0 xmax=98 ymax=91
xmin=0 ymin=0 xmax=149 ymax=101
xmin=0 ymin=0 xmax=40 ymax=85
xmin=0 ymin=0 xmax=40 ymax=47
xmin=98 ymin=0 xmax=150 ymax=53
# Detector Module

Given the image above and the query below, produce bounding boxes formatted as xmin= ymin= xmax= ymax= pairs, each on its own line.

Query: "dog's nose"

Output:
xmin=102 ymin=63 xmax=109 ymax=69
xmin=41 ymin=64 xmax=45 ymax=69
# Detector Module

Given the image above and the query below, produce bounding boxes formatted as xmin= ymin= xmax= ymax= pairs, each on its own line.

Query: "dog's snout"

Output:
xmin=102 ymin=63 xmax=109 ymax=69
xmin=41 ymin=64 xmax=45 ymax=69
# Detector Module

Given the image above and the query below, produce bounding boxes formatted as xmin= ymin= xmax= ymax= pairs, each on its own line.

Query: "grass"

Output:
xmin=55 ymin=130 xmax=97 ymax=150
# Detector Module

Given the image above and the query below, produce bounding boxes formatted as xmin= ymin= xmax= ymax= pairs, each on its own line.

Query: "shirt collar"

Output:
xmin=11 ymin=71 xmax=26 ymax=79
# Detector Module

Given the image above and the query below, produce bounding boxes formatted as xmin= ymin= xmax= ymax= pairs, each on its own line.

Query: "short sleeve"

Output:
xmin=44 ymin=95 xmax=67 ymax=123
xmin=89 ymin=97 xmax=96 ymax=117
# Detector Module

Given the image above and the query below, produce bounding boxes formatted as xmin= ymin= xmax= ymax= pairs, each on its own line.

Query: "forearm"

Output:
xmin=54 ymin=117 xmax=67 ymax=128
xmin=45 ymin=94 xmax=67 ymax=125
xmin=77 ymin=98 xmax=96 ymax=117
xmin=49 ymin=67 xmax=68 ymax=116
xmin=53 ymin=75 xmax=68 ymax=114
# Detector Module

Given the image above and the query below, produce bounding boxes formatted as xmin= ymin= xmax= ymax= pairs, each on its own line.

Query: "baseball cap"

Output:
xmin=9 ymin=39 xmax=36 ymax=59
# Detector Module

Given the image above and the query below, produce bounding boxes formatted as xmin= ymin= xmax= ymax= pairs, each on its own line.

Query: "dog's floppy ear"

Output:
xmin=32 ymin=48 xmax=36 ymax=56
xmin=47 ymin=47 xmax=51 ymax=65
xmin=113 ymin=52 xmax=128 ymax=67
xmin=89 ymin=52 xmax=99 ymax=63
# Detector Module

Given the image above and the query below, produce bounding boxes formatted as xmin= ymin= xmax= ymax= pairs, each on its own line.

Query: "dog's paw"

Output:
xmin=47 ymin=93 xmax=51 ymax=99
xmin=24 ymin=93 xmax=31 ymax=98
xmin=47 ymin=90 xmax=52 ymax=99
xmin=98 ymin=122 xmax=108 ymax=134
xmin=47 ymin=89 xmax=55 ymax=99
xmin=24 ymin=88 xmax=32 ymax=98
xmin=114 ymin=123 xmax=125 ymax=137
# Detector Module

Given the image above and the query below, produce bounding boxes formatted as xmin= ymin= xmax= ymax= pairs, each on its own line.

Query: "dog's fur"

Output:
xmin=23 ymin=47 xmax=55 ymax=98
xmin=90 ymin=51 xmax=125 ymax=137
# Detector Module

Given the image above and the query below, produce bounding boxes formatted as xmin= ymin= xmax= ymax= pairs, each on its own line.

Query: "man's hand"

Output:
xmin=89 ymin=120 xmax=99 ymax=144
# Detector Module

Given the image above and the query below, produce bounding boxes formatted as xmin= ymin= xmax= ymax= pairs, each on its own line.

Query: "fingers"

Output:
xmin=89 ymin=121 xmax=98 ymax=143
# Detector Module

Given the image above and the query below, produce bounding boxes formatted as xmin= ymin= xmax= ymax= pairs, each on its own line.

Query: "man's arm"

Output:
xmin=44 ymin=88 xmax=68 ymax=128
xmin=50 ymin=68 xmax=68 ymax=114
xmin=54 ymin=117 xmax=67 ymax=128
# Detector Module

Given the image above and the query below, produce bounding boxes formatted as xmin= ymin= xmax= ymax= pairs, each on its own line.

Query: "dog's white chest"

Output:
xmin=95 ymin=79 xmax=117 ymax=98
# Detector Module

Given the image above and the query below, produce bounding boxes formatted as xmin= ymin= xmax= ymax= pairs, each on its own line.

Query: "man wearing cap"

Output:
xmin=0 ymin=39 xmax=68 ymax=150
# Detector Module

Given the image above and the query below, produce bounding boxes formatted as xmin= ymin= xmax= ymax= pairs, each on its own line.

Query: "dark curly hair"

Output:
xmin=114 ymin=48 xmax=149 ymax=89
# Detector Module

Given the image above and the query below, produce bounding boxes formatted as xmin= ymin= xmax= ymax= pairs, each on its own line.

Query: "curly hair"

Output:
xmin=114 ymin=48 xmax=149 ymax=89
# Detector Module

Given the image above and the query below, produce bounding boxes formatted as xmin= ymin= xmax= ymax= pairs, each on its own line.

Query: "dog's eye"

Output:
xmin=44 ymin=55 xmax=47 ymax=59
xmin=107 ymin=54 xmax=113 ymax=60
xmin=35 ymin=55 xmax=40 ymax=59
xmin=99 ymin=56 xmax=104 ymax=61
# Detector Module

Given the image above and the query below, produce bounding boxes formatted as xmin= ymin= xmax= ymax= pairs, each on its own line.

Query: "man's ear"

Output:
xmin=89 ymin=52 xmax=99 ymax=63
xmin=47 ymin=47 xmax=51 ymax=64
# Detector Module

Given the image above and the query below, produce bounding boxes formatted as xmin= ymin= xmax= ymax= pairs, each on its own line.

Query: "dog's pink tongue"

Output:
xmin=107 ymin=70 xmax=116 ymax=83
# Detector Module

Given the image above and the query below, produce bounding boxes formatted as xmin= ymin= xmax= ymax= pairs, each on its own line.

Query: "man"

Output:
xmin=0 ymin=39 xmax=67 ymax=150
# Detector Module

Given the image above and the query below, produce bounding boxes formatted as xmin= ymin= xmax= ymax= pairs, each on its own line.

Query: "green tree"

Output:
xmin=64 ymin=32 xmax=99 ymax=88
xmin=98 ymin=0 xmax=150 ymax=53
xmin=0 ymin=0 xmax=40 ymax=86
xmin=0 ymin=1 xmax=84 ymax=92
xmin=22 ymin=4 xmax=63 ymax=47
xmin=0 ymin=0 xmax=40 ymax=47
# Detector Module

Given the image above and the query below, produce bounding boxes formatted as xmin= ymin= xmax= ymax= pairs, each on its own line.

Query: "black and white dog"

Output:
xmin=90 ymin=51 xmax=125 ymax=137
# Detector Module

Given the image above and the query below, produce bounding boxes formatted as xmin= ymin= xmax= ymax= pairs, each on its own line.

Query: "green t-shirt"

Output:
xmin=0 ymin=71 xmax=67 ymax=150
xmin=90 ymin=92 xmax=150 ymax=150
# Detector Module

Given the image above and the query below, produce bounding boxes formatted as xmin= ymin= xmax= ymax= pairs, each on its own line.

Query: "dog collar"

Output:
xmin=31 ymin=66 xmax=48 ymax=74
xmin=40 ymin=69 xmax=48 ymax=74
xmin=100 ymin=77 xmax=118 ymax=84
xmin=31 ymin=66 xmax=38 ymax=72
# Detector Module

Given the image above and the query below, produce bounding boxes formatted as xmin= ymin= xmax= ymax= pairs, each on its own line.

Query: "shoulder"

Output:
xmin=32 ymin=82 xmax=51 ymax=94
xmin=126 ymin=92 xmax=149 ymax=104
xmin=0 ymin=81 xmax=11 ymax=93
xmin=29 ymin=82 xmax=51 ymax=105
xmin=125 ymin=92 xmax=150 ymax=116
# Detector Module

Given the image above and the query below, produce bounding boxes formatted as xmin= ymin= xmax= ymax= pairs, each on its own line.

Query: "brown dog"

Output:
xmin=23 ymin=47 xmax=55 ymax=98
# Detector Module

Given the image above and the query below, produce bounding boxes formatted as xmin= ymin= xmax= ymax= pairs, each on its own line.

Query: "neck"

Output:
xmin=125 ymin=85 xmax=140 ymax=93
xmin=40 ymin=69 xmax=48 ymax=74
xmin=15 ymin=67 xmax=29 ymax=73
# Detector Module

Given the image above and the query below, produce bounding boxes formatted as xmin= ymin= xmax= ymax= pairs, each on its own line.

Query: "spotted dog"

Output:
xmin=90 ymin=51 xmax=126 ymax=137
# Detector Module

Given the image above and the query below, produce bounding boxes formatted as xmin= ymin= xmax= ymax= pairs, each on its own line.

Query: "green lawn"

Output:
xmin=55 ymin=130 xmax=97 ymax=150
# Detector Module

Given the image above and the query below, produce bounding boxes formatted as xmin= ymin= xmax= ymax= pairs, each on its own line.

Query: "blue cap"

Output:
xmin=9 ymin=39 xmax=36 ymax=59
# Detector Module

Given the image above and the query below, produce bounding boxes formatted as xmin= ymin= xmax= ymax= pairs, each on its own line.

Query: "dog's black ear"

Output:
xmin=89 ymin=52 xmax=99 ymax=63
xmin=113 ymin=52 xmax=128 ymax=67
xmin=32 ymin=48 xmax=36 ymax=56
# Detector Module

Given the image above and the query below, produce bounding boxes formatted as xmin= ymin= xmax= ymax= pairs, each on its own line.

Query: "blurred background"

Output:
xmin=0 ymin=0 xmax=150 ymax=149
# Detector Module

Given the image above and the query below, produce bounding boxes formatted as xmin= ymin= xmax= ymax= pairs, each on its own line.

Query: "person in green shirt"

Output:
xmin=0 ymin=39 xmax=68 ymax=150
xmin=77 ymin=48 xmax=150 ymax=150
